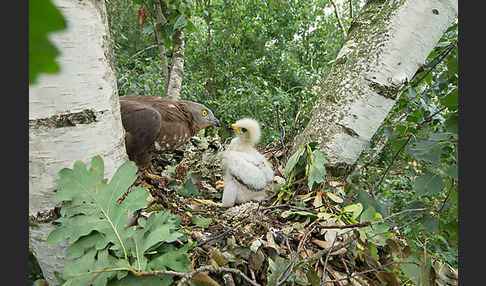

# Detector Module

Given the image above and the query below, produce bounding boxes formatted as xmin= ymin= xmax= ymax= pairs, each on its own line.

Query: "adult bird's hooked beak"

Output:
xmin=214 ymin=118 xmax=220 ymax=127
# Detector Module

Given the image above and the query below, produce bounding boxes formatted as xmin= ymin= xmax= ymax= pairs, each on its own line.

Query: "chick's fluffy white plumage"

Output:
xmin=220 ymin=118 xmax=274 ymax=207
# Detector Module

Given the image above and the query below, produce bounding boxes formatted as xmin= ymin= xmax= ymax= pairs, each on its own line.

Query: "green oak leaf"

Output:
xmin=307 ymin=150 xmax=327 ymax=190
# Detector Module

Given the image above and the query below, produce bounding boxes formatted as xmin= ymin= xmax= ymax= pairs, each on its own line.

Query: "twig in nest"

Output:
xmin=276 ymin=225 xmax=318 ymax=286
xmin=325 ymin=261 xmax=420 ymax=283
xmin=341 ymin=256 xmax=351 ymax=284
xmin=317 ymin=208 xmax=427 ymax=230
xmin=176 ymin=266 xmax=260 ymax=286
xmin=321 ymin=230 xmax=339 ymax=285
xmin=298 ymin=229 xmax=359 ymax=267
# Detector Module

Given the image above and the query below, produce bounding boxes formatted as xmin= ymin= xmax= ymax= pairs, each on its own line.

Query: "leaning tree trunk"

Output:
xmin=293 ymin=0 xmax=458 ymax=176
xmin=29 ymin=0 xmax=127 ymax=284
xmin=166 ymin=29 xmax=185 ymax=100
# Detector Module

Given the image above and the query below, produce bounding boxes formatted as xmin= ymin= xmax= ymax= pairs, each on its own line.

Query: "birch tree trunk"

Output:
xmin=29 ymin=0 xmax=127 ymax=284
xmin=153 ymin=0 xmax=170 ymax=95
xmin=293 ymin=0 xmax=458 ymax=176
xmin=166 ymin=29 xmax=185 ymax=100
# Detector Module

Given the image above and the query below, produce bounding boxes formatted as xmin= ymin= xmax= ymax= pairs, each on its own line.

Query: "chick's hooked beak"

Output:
xmin=231 ymin=123 xmax=242 ymax=135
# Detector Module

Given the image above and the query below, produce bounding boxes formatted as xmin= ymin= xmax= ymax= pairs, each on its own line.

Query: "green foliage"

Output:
xmin=267 ymin=256 xmax=294 ymax=286
xmin=284 ymin=146 xmax=306 ymax=178
xmin=177 ymin=175 xmax=199 ymax=197
xmin=359 ymin=206 xmax=391 ymax=247
xmin=29 ymin=0 xmax=67 ymax=84
xmin=305 ymin=267 xmax=321 ymax=286
xmin=279 ymin=142 xmax=327 ymax=204
xmin=29 ymin=251 xmax=45 ymax=285
xmin=413 ymin=174 xmax=444 ymax=195
xmin=284 ymin=142 xmax=326 ymax=185
xmin=47 ymin=156 xmax=192 ymax=285
xmin=400 ymin=257 xmax=422 ymax=285
xmin=190 ymin=215 xmax=213 ymax=228
xmin=306 ymin=148 xmax=327 ymax=191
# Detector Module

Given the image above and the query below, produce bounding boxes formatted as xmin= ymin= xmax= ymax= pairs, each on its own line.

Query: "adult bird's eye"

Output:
xmin=202 ymin=110 xmax=208 ymax=117
xmin=241 ymin=127 xmax=247 ymax=132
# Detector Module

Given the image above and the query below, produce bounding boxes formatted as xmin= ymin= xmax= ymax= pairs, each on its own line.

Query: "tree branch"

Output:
xmin=325 ymin=261 xmax=420 ymax=283
xmin=277 ymin=225 xmax=317 ymax=286
xmin=411 ymin=42 xmax=456 ymax=87
xmin=176 ymin=266 xmax=260 ymax=286
xmin=330 ymin=0 xmax=347 ymax=38
xmin=371 ymin=106 xmax=447 ymax=196
xmin=321 ymin=230 xmax=339 ymax=285
xmin=349 ymin=0 xmax=353 ymax=19
xmin=298 ymin=229 xmax=359 ymax=267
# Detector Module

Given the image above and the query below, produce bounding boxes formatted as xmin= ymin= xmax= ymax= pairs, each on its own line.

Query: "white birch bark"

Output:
xmin=166 ymin=29 xmax=185 ymax=100
xmin=293 ymin=0 xmax=458 ymax=176
xmin=153 ymin=0 xmax=170 ymax=95
xmin=29 ymin=0 xmax=127 ymax=284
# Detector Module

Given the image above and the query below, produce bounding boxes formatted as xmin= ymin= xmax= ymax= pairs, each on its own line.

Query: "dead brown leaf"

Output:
xmin=311 ymin=239 xmax=347 ymax=255
xmin=215 ymin=180 xmax=224 ymax=190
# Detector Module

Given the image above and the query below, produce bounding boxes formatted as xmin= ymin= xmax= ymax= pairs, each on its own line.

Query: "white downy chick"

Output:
xmin=220 ymin=118 xmax=274 ymax=207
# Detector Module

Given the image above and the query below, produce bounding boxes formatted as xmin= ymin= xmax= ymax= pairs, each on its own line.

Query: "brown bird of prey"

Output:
xmin=119 ymin=95 xmax=220 ymax=174
xmin=220 ymin=118 xmax=274 ymax=207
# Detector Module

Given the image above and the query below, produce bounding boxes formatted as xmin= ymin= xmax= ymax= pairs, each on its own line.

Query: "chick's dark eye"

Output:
xmin=241 ymin=128 xmax=247 ymax=132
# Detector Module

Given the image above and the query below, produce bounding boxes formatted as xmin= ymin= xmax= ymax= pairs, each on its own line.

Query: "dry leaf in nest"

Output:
xmin=277 ymin=166 xmax=286 ymax=176
xmin=261 ymin=230 xmax=280 ymax=254
xmin=215 ymin=180 xmax=224 ymax=191
xmin=432 ymin=259 xmax=458 ymax=285
xmin=328 ymin=180 xmax=344 ymax=187
xmin=249 ymin=248 xmax=266 ymax=272
xmin=174 ymin=162 xmax=188 ymax=181
xmin=311 ymin=238 xmax=347 ymax=255
xmin=209 ymin=247 xmax=228 ymax=267
xmin=146 ymin=192 xmax=156 ymax=203
xmin=191 ymin=273 xmax=222 ymax=286
xmin=193 ymin=198 xmax=220 ymax=207
xmin=200 ymin=181 xmax=218 ymax=193
xmin=375 ymin=271 xmax=401 ymax=286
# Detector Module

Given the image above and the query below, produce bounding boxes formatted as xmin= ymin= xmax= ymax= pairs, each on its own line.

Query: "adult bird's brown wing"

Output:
xmin=122 ymin=96 xmax=198 ymax=152
xmin=120 ymin=98 xmax=162 ymax=168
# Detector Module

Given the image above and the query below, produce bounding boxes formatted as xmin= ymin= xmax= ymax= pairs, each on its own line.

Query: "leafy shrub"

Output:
xmin=47 ymin=156 xmax=192 ymax=285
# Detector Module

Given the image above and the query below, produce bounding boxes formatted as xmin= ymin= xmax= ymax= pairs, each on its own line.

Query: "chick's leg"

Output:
xmin=222 ymin=177 xmax=237 ymax=207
